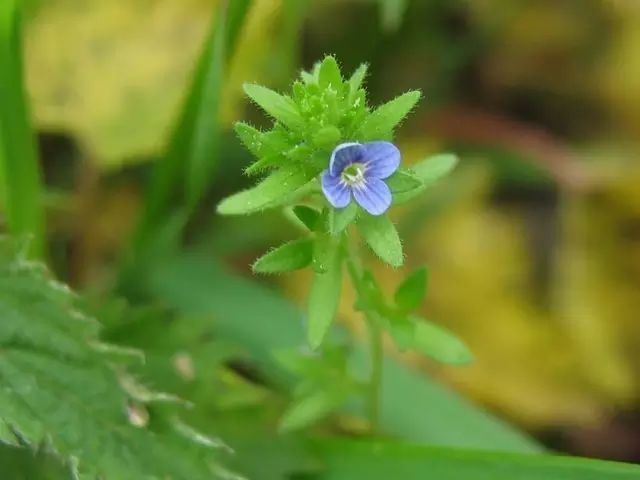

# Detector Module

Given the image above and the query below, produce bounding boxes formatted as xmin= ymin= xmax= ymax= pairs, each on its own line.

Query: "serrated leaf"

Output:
xmin=410 ymin=316 xmax=473 ymax=365
xmin=292 ymin=205 xmax=320 ymax=231
xmin=393 ymin=153 xmax=459 ymax=204
xmin=278 ymin=391 xmax=342 ymax=433
xmin=0 ymin=239 xmax=222 ymax=479
xmin=358 ymin=90 xmax=421 ymax=140
xmin=0 ymin=443 xmax=71 ymax=480
xmin=217 ymin=168 xmax=315 ymax=215
xmin=386 ymin=169 xmax=423 ymax=194
xmin=307 ymin=240 xmax=342 ymax=349
xmin=243 ymin=83 xmax=304 ymax=129
xmin=357 ymin=215 xmax=403 ymax=267
xmin=394 ymin=266 xmax=429 ymax=312
xmin=329 ymin=203 xmax=358 ymax=236
xmin=253 ymin=239 xmax=313 ymax=274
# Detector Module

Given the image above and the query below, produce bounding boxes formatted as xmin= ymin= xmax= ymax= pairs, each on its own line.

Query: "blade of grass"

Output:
xmin=307 ymin=439 xmax=640 ymax=480
xmin=134 ymin=0 xmax=252 ymax=250
xmin=0 ymin=0 xmax=45 ymax=259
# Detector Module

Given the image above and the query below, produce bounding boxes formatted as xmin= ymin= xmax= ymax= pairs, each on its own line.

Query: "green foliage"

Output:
xmin=308 ymin=439 xmax=640 ymax=480
xmin=292 ymin=205 xmax=321 ymax=231
xmin=244 ymin=83 xmax=305 ymax=129
xmin=404 ymin=316 xmax=474 ymax=365
xmin=0 ymin=444 xmax=70 ymax=480
xmin=308 ymin=238 xmax=343 ymax=349
xmin=277 ymin=346 xmax=358 ymax=432
xmin=329 ymin=203 xmax=358 ymax=235
xmin=253 ymin=238 xmax=313 ymax=274
xmin=135 ymin=1 xmax=251 ymax=249
xmin=0 ymin=0 xmax=45 ymax=259
xmin=395 ymin=153 xmax=459 ymax=204
xmin=357 ymin=90 xmax=421 ymax=141
xmin=218 ymin=55 xmax=422 ymax=218
xmin=357 ymin=214 xmax=404 ymax=267
xmin=0 ymin=239 xmax=227 ymax=479
xmin=394 ymin=267 xmax=429 ymax=312
xmin=279 ymin=390 xmax=342 ymax=433
xmin=386 ymin=169 xmax=424 ymax=194
xmin=217 ymin=167 xmax=316 ymax=215
xmin=148 ymin=251 xmax=542 ymax=452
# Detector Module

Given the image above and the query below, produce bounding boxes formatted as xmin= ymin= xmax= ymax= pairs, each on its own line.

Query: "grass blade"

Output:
xmin=0 ymin=0 xmax=45 ymax=259
xmin=308 ymin=439 xmax=640 ymax=480
xmin=135 ymin=0 xmax=252 ymax=249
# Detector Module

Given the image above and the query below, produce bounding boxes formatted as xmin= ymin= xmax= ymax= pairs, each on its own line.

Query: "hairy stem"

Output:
xmin=345 ymin=240 xmax=383 ymax=431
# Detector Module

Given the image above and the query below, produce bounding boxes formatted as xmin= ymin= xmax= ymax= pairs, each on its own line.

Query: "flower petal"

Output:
xmin=353 ymin=177 xmax=391 ymax=215
xmin=362 ymin=141 xmax=401 ymax=179
xmin=329 ymin=142 xmax=364 ymax=176
xmin=321 ymin=170 xmax=351 ymax=208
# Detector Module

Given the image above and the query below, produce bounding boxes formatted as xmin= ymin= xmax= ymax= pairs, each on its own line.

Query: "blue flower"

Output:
xmin=321 ymin=141 xmax=400 ymax=216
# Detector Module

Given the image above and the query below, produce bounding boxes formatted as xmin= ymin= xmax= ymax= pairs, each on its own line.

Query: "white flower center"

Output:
xmin=340 ymin=163 xmax=366 ymax=187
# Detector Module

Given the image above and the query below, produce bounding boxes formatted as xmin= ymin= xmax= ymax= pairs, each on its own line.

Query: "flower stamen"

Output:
xmin=340 ymin=163 xmax=366 ymax=186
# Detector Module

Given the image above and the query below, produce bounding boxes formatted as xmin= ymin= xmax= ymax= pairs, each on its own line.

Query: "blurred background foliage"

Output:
xmin=13 ymin=0 xmax=640 ymax=468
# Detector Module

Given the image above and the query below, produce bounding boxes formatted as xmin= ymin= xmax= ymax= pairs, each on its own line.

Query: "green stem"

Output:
xmin=367 ymin=314 xmax=383 ymax=429
xmin=345 ymin=241 xmax=383 ymax=431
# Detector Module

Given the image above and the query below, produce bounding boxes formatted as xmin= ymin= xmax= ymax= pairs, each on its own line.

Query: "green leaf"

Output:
xmin=357 ymin=215 xmax=403 ymax=267
xmin=244 ymin=154 xmax=282 ymax=176
xmin=386 ymin=169 xmax=423 ymax=194
xmin=309 ymin=439 xmax=640 ymax=480
xmin=134 ymin=2 xmax=249 ymax=249
xmin=312 ymin=235 xmax=330 ymax=274
xmin=292 ymin=205 xmax=320 ymax=231
xmin=358 ymin=90 xmax=421 ymax=140
xmin=0 ymin=444 xmax=70 ymax=480
xmin=348 ymin=64 xmax=368 ymax=95
xmin=243 ymin=83 xmax=304 ymax=129
xmin=386 ymin=315 xmax=415 ymax=351
xmin=217 ymin=168 xmax=315 ymax=215
xmin=235 ymin=121 xmax=263 ymax=156
xmin=395 ymin=153 xmax=459 ymax=204
xmin=278 ymin=391 xmax=343 ymax=433
xmin=0 ymin=0 xmax=45 ymax=259
xmin=307 ymin=240 xmax=342 ymax=349
xmin=253 ymin=238 xmax=313 ymax=274
xmin=329 ymin=203 xmax=358 ymax=236
xmin=224 ymin=0 xmax=253 ymax=60
xmin=394 ymin=267 xmax=429 ymax=312
xmin=0 ymin=239 xmax=225 ymax=479
xmin=413 ymin=153 xmax=459 ymax=186
xmin=313 ymin=125 xmax=341 ymax=149
xmin=148 ymin=251 xmax=542 ymax=451
xmin=318 ymin=56 xmax=343 ymax=89
xmin=409 ymin=316 xmax=473 ymax=365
